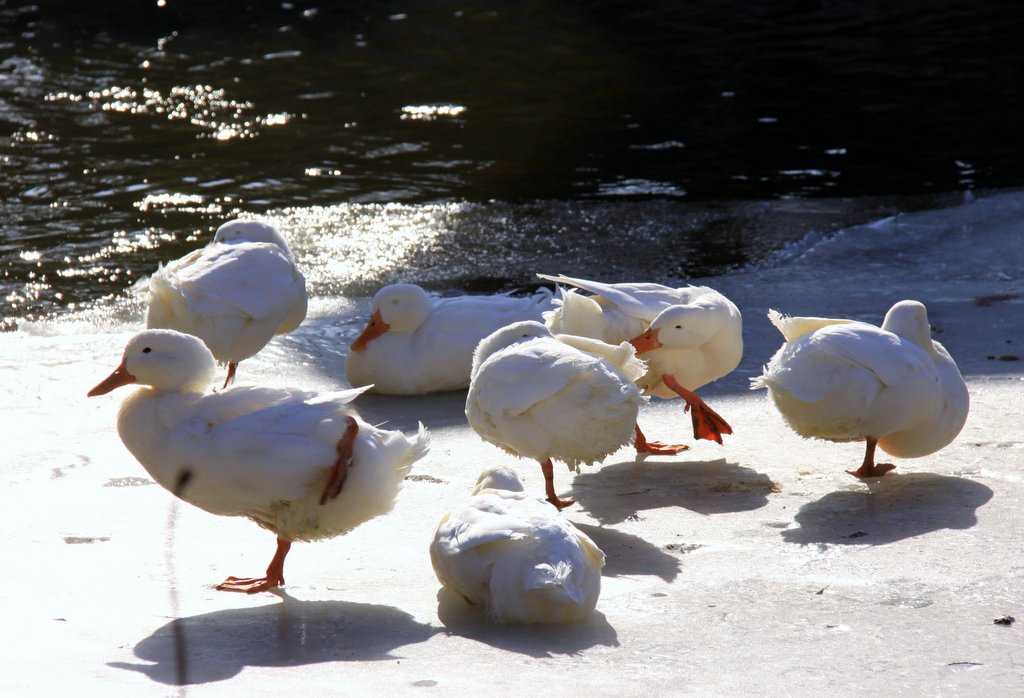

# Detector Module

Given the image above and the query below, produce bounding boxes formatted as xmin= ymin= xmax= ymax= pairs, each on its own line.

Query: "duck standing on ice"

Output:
xmin=430 ymin=467 xmax=605 ymax=624
xmin=466 ymin=321 xmax=646 ymax=509
xmin=145 ymin=219 xmax=308 ymax=388
xmin=88 ymin=329 xmax=429 ymax=593
xmin=751 ymin=300 xmax=969 ymax=477
xmin=539 ymin=273 xmax=742 ymax=453
xmin=345 ymin=283 xmax=554 ymax=394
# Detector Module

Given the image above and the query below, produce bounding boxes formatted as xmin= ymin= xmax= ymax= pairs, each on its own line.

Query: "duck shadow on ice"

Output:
xmin=434 ymin=587 xmax=619 ymax=657
xmin=571 ymin=458 xmax=777 ymax=525
xmin=108 ymin=592 xmax=437 ymax=686
xmin=573 ymin=522 xmax=682 ymax=583
xmin=781 ymin=472 xmax=993 ymax=546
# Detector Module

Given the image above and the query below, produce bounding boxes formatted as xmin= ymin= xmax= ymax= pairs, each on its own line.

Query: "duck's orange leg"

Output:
xmin=320 ymin=416 xmax=359 ymax=504
xmin=540 ymin=458 xmax=575 ymax=510
xmin=634 ymin=424 xmax=690 ymax=455
xmin=662 ymin=374 xmax=732 ymax=445
xmin=846 ymin=437 xmax=897 ymax=478
xmin=221 ymin=361 xmax=238 ymax=390
xmin=217 ymin=537 xmax=292 ymax=594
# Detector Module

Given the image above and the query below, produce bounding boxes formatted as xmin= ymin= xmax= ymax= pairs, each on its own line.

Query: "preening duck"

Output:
xmin=750 ymin=300 xmax=969 ymax=477
xmin=345 ymin=283 xmax=554 ymax=394
xmin=466 ymin=321 xmax=646 ymax=509
xmin=145 ymin=219 xmax=308 ymax=387
xmin=88 ymin=329 xmax=428 ymax=593
xmin=539 ymin=273 xmax=742 ymax=451
xmin=430 ymin=467 xmax=605 ymax=624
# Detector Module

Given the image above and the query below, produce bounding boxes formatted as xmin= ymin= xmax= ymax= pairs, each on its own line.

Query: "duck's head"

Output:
xmin=471 ymin=320 xmax=551 ymax=372
xmin=628 ymin=303 xmax=719 ymax=354
xmin=213 ymin=219 xmax=294 ymax=259
xmin=351 ymin=284 xmax=432 ymax=351
xmin=471 ymin=467 xmax=526 ymax=495
xmin=88 ymin=330 xmax=218 ymax=397
xmin=881 ymin=300 xmax=934 ymax=352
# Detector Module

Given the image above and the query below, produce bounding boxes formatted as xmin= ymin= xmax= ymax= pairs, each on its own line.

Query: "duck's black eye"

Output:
xmin=142 ymin=347 xmax=152 ymax=353
xmin=675 ymin=325 xmax=683 ymax=329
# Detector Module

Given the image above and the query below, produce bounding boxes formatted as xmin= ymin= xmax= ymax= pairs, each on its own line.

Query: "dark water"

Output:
xmin=3 ymin=0 xmax=1023 ymax=327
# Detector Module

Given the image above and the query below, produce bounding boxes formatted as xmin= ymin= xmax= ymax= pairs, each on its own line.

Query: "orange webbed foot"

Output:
xmin=540 ymin=458 xmax=575 ymax=510
xmin=216 ymin=575 xmax=284 ymax=594
xmin=546 ymin=495 xmax=577 ymax=510
xmin=634 ymin=424 xmax=691 ymax=456
xmin=686 ymin=400 xmax=733 ymax=445
xmin=636 ymin=441 xmax=691 ymax=455
xmin=216 ymin=538 xmax=291 ymax=594
xmin=846 ymin=462 xmax=897 ymax=478
xmin=663 ymin=374 xmax=732 ymax=444
xmin=847 ymin=438 xmax=895 ymax=478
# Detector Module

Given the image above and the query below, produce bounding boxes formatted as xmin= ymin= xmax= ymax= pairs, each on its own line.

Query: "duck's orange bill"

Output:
xmin=87 ymin=359 xmax=137 ymax=397
xmin=351 ymin=310 xmax=390 ymax=352
xmin=629 ymin=328 xmax=662 ymax=355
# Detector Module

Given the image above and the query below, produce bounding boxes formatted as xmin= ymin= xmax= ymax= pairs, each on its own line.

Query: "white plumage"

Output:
xmin=146 ymin=219 xmax=307 ymax=386
xmin=750 ymin=300 xmax=969 ymax=477
xmin=466 ymin=320 xmax=646 ymax=508
xmin=539 ymin=273 xmax=742 ymax=449
xmin=88 ymin=329 xmax=429 ymax=593
xmin=430 ymin=467 xmax=605 ymax=624
xmin=345 ymin=283 xmax=554 ymax=394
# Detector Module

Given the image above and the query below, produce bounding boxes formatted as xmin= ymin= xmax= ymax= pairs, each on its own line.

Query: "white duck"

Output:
xmin=430 ymin=467 xmax=605 ymax=624
xmin=345 ymin=283 xmax=554 ymax=394
xmin=88 ymin=329 xmax=429 ymax=593
xmin=146 ymin=219 xmax=308 ymax=387
xmin=466 ymin=321 xmax=646 ymax=509
xmin=539 ymin=273 xmax=742 ymax=452
xmin=750 ymin=300 xmax=969 ymax=477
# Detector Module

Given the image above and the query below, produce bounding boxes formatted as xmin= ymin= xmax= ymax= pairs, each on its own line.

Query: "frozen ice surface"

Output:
xmin=2 ymin=191 xmax=1022 ymax=695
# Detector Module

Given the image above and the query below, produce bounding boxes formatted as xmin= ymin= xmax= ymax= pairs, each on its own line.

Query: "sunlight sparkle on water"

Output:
xmin=12 ymin=130 xmax=58 ymax=144
xmin=400 ymin=105 xmax=467 ymax=121
xmin=271 ymin=203 xmax=462 ymax=294
xmin=134 ymin=192 xmax=206 ymax=213
xmin=596 ymin=178 xmax=686 ymax=197
xmin=48 ymin=85 xmax=293 ymax=140
xmin=305 ymin=168 xmax=344 ymax=178
xmin=74 ymin=229 xmax=180 ymax=268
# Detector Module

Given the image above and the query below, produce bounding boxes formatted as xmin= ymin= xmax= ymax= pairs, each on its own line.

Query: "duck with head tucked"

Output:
xmin=430 ymin=467 xmax=605 ymax=624
xmin=146 ymin=219 xmax=307 ymax=388
xmin=346 ymin=283 xmax=554 ymax=395
xmin=88 ymin=329 xmax=428 ymax=593
xmin=750 ymin=300 xmax=969 ymax=477
xmin=466 ymin=320 xmax=646 ymax=509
